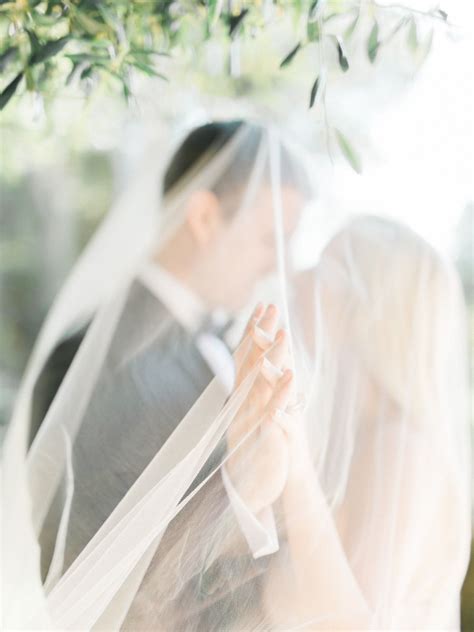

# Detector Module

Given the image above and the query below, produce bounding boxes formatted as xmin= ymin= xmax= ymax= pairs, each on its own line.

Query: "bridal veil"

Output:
xmin=2 ymin=121 xmax=471 ymax=630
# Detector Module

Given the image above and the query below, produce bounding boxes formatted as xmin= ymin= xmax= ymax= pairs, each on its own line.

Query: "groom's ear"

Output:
xmin=185 ymin=190 xmax=223 ymax=247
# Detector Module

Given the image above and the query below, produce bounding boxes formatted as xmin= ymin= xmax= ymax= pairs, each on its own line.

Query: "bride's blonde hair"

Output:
xmin=323 ymin=215 xmax=466 ymax=423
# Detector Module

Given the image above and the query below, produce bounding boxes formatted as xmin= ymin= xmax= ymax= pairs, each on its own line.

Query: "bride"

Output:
xmin=122 ymin=215 xmax=471 ymax=630
xmin=225 ymin=215 xmax=471 ymax=630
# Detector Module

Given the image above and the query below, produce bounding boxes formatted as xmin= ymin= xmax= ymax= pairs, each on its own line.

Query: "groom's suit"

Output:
xmin=34 ymin=263 xmax=276 ymax=627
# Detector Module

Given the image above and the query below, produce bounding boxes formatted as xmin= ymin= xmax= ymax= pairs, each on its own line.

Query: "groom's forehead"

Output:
xmin=231 ymin=181 xmax=305 ymax=208
xmin=228 ymin=184 xmax=303 ymax=237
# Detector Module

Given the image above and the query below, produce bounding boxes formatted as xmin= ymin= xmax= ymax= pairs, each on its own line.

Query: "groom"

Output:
xmin=33 ymin=120 xmax=307 ymax=619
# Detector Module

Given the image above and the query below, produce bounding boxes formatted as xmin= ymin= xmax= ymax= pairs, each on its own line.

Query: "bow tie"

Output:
xmin=197 ymin=313 xmax=234 ymax=341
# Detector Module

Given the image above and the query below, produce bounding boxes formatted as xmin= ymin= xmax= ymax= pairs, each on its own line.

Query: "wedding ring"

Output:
xmin=286 ymin=391 xmax=306 ymax=415
xmin=272 ymin=408 xmax=293 ymax=434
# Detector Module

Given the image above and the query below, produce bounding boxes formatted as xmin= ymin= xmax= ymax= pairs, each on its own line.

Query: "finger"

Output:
xmin=245 ymin=358 xmax=274 ymax=413
xmin=262 ymin=329 xmax=289 ymax=376
xmin=260 ymin=356 xmax=284 ymax=387
xmin=228 ymin=361 xmax=268 ymax=443
xmin=235 ymin=332 xmax=265 ymax=386
xmin=243 ymin=302 xmax=265 ymax=337
xmin=253 ymin=304 xmax=279 ymax=348
xmin=230 ymin=360 xmax=290 ymax=448
xmin=237 ymin=304 xmax=278 ymax=383
xmin=234 ymin=354 xmax=279 ymax=436
xmin=234 ymin=303 xmax=267 ymax=384
xmin=260 ymin=370 xmax=295 ymax=440
xmin=251 ymin=328 xmax=289 ymax=396
xmin=259 ymin=329 xmax=290 ymax=389
xmin=266 ymin=369 xmax=294 ymax=419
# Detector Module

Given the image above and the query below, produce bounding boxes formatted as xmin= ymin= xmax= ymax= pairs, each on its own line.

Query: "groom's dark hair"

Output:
xmin=162 ymin=120 xmax=309 ymax=212
xmin=163 ymin=120 xmax=244 ymax=196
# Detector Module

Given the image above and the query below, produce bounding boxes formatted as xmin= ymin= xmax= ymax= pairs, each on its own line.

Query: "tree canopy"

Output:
xmin=0 ymin=1 xmax=447 ymax=112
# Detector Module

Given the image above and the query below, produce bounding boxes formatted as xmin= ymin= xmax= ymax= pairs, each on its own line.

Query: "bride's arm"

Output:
xmin=225 ymin=322 xmax=371 ymax=627
xmin=260 ymin=401 xmax=370 ymax=629
xmin=262 ymin=382 xmax=469 ymax=630
xmin=274 ymin=459 xmax=368 ymax=622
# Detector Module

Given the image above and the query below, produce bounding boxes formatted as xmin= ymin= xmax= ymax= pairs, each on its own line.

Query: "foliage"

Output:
xmin=0 ymin=1 xmax=447 ymax=106
xmin=0 ymin=1 xmax=448 ymax=172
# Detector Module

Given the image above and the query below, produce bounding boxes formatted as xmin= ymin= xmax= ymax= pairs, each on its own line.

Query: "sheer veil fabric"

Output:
xmin=1 ymin=121 xmax=471 ymax=630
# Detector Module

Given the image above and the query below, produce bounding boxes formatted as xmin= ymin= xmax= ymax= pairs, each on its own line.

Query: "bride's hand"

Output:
xmin=226 ymin=304 xmax=292 ymax=513
xmin=238 ymin=307 xmax=313 ymax=487
xmin=233 ymin=302 xmax=277 ymax=387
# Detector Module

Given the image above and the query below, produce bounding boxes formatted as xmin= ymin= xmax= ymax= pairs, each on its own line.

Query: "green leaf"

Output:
xmin=323 ymin=13 xmax=339 ymax=24
xmin=66 ymin=53 xmax=109 ymax=64
xmin=407 ymin=17 xmax=418 ymax=51
xmin=121 ymin=76 xmax=131 ymax=101
xmin=386 ymin=15 xmax=410 ymax=42
xmin=80 ymin=66 xmax=94 ymax=80
xmin=0 ymin=72 xmax=23 ymax=110
xmin=0 ymin=46 xmax=18 ymax=72
xmin=96 ymin=3 xmax=121 ymax=31
xmin=101 ymin=66 xmax=131 ymax=101
xmin=420 ymin=28 xmax=434 ymax=64
xmin=280 ymin=43 xmax=301 ymax=68
xmin=129 ymin=60 xmax=167 ymax=80
xmin=73 ymin=11 xmax=105 ymax=35
xmin=309 ymin=75 xmax=319 ymax=108
xmin=88 ymin=39 xmax=115 ymax=49
xmin=45 ymin=0 xmax=62 ymax=16
xmin=308 ymin=0 xmax=320 ymax=21
xmin=345 ymin=12 xmax=359 ymax=39
xmin=335 ymin=36 xmax=349 ymax=72
xmin=129 ymin=48 xmax=170 ymax=58
xmin=31 ymin=9 xmax=63 ymax=26
xmin=30 ymin=36 xmax=70 ymax=65
xmin=307 ymin=20 xmax=320 ymax=42
xmin=367 ymin=21 xmax=379 ymax=63
xmin=228 ymin=9 xmax=248 ymax=37
xmin=26 ymin=29 xmax=41 ymax=56
xmin=207 ymin=0 xmax=222 ymax=28
xmin=66 ymin=61 xmax=82 ymax=85
xmin=334 ymin=128 xmax=362 ymax=174
xmin=25 ymin=68 xmax=35 ymax=92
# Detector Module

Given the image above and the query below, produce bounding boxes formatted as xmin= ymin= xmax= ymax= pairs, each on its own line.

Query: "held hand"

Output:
xmin=226 ymin=304 xmax=294 ymax=513
xmin=226 ymin=370 xmax=294 ymax=514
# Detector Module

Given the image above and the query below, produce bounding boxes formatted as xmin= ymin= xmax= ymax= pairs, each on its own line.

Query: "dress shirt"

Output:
xmin=137 ymin=260 xmax=279 ymax=558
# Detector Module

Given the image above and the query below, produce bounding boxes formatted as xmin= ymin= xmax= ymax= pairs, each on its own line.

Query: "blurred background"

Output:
xmin=1 ymin=0 xmax=473 ymax=626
